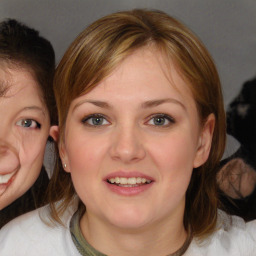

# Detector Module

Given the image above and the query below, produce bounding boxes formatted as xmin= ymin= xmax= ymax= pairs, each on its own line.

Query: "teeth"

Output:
xmin=0 ymin=171 xmax=16 ymax=184
xmin=108 ymin=177 xmax=151 ymax=185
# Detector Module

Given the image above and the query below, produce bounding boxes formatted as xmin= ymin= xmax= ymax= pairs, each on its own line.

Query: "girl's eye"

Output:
xmin=16 ymin=119 xmax=41 ymax=129
xmin=82 ymin=115 xmax=110 ymax=127
xmin=147 ymin=114 xmax=174 ymax=127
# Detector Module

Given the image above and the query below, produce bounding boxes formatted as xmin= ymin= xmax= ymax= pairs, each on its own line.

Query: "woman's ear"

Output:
xmin=50 ymin=126 xmax=70 ymax=173
xmin=193 ymin=113 xmax=215 ymax=168
xmin=49 ymin=125 xmax=59 ymax=142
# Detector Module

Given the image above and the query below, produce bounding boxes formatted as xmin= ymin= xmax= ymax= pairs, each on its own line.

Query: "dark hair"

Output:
xmin=0 ymin=19 xmax=56 ymax=124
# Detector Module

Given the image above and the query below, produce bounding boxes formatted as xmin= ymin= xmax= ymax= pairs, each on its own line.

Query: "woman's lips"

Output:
xmin=104 ymin=171 xmax=154 ymax=196
xmin=107 ymin=177 xmax=152 ymax=186
xmin=0 ymin=170 xmax=18 ymax=196
xmin=0 ymin=170 xmax=17 ymax=184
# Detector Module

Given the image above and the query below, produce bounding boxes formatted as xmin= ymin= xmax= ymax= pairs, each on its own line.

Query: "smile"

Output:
xmin=0 ymin=170 xmax=17 ymax=185
xmin=107 ymin=177 xmax=152 ymax=187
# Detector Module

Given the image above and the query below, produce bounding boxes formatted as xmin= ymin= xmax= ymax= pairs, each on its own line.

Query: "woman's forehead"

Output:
xmin=69 ymin=47 xmax=196 ymax=113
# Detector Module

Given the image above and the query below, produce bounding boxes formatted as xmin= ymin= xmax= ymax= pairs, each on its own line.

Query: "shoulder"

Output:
xmin=187 ymin=210 xmax=256 ymax=256
xmin=0 ymin=200 xmax=80 ymax=256
xmin=216 ymin=210 xmax=256 ymax=242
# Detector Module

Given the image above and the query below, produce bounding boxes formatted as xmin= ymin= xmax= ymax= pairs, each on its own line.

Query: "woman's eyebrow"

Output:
xmin=19 ymin=106 xmax=47 ymax=117
xmin=73 ymin=100 xmax=111 ymax=111
xmin=73 ymin=99 xmax=186 ymax=111
xmin=141 ymin=98 xmax=186 ymax=110
xmin=0 ymin=80 xmax=10 ymax=97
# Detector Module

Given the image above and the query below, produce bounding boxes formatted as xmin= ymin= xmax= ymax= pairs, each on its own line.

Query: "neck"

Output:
xmin=80 ymin=210 xmax=188 ymax=256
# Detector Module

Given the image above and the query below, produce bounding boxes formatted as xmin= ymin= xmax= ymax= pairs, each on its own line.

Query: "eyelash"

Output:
xmin=82 ymin=114 xmax=110 ymax=127
xmin=16 ymin=119 xmax=41 ymax=129
xmin=81 ymin=113 xmax=175 ymax=128
xmin=146 ymin=114 xmax=175 ymax=127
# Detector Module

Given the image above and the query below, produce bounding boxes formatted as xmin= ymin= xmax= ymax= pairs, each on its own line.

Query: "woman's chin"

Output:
xmin=105 ymin=208 xmax=152 ymax=230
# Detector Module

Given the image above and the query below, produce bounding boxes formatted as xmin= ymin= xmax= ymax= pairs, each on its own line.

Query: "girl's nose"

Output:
xmin=109 ymin=125 xmax=146 ymax=164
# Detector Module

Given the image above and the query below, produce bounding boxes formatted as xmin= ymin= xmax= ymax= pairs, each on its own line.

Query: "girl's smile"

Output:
xmin=104 ymin=170 xmax=154 ymax=196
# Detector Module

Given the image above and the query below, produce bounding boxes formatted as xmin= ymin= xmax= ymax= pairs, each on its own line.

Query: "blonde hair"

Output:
xmin=48 ymin=9 xmax=226 ymax=238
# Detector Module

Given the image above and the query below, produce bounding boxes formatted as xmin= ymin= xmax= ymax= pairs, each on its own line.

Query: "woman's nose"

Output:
xmin=109 ymin=125 xmax=146 ymax=164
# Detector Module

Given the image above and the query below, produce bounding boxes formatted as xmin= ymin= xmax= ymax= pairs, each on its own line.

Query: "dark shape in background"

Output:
xmin=218 ymin=77 xmax=256 ymax=221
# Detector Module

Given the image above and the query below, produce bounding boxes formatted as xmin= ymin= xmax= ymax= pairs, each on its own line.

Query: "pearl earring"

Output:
xmin=63 ymin=163 xmax=67 ymax=168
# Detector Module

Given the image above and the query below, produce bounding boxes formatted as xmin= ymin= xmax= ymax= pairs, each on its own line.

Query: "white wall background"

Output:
xmin=1 ymin=0 xmax=255 ymax=168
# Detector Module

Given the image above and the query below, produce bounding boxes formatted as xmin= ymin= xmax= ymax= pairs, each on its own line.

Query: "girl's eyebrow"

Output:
xmin=0 ymin=80 xmax=11 ymax=97
xmin=73 ymin=98 xmax=186 ymax=111
xmin=141 ymin=98 xmax=186 ymax=110
xmin=19 ymin=106 xmax=47 ymax=117
xmin=73 ymin=100 xmax=111 ymax=111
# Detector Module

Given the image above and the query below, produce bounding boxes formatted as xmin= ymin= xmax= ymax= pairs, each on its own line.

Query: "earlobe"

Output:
xmin=193 ymin=114 xmax=215 ymax=168
xmin=59 ymin=138 xmax=71 ymax=173
xmin=50 ymin=126 xmax=70 ymax=173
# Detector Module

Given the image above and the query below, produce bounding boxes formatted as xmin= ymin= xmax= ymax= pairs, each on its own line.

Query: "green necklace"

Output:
xmin=70 ymin=210 xmax=192 ymax=256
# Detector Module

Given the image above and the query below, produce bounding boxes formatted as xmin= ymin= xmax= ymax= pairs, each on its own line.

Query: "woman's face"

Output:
xmin=60 ymin=47 xmax=214 ymax=230
xmin=0 ymin=67 xmax=50 ymax=209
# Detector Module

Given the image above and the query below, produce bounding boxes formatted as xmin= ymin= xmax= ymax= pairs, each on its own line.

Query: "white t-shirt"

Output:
xmin=0 ymin=203 xmax=255 ymax=256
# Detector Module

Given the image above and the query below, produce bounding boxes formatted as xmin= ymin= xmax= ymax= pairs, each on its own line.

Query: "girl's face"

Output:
xmin=60 ymin=47 xmax=214 ymax=230
xmin=0 ymin=67 xmax=50 ymax=209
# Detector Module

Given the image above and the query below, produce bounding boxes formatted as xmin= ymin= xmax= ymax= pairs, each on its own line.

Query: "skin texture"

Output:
xmin=0 ymin=67 xmax=50 ymax=210
xmin=51 ymin=47 xmax=214 ymax=256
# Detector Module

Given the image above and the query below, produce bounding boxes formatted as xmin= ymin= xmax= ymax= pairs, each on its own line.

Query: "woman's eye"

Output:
xmin=82 ymin=115 xmax=110 ymax=126
xmin=147 ymin=114 xmax=174 ymax=127
xmin=16 ymin=119 xmax=41 ymax=129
